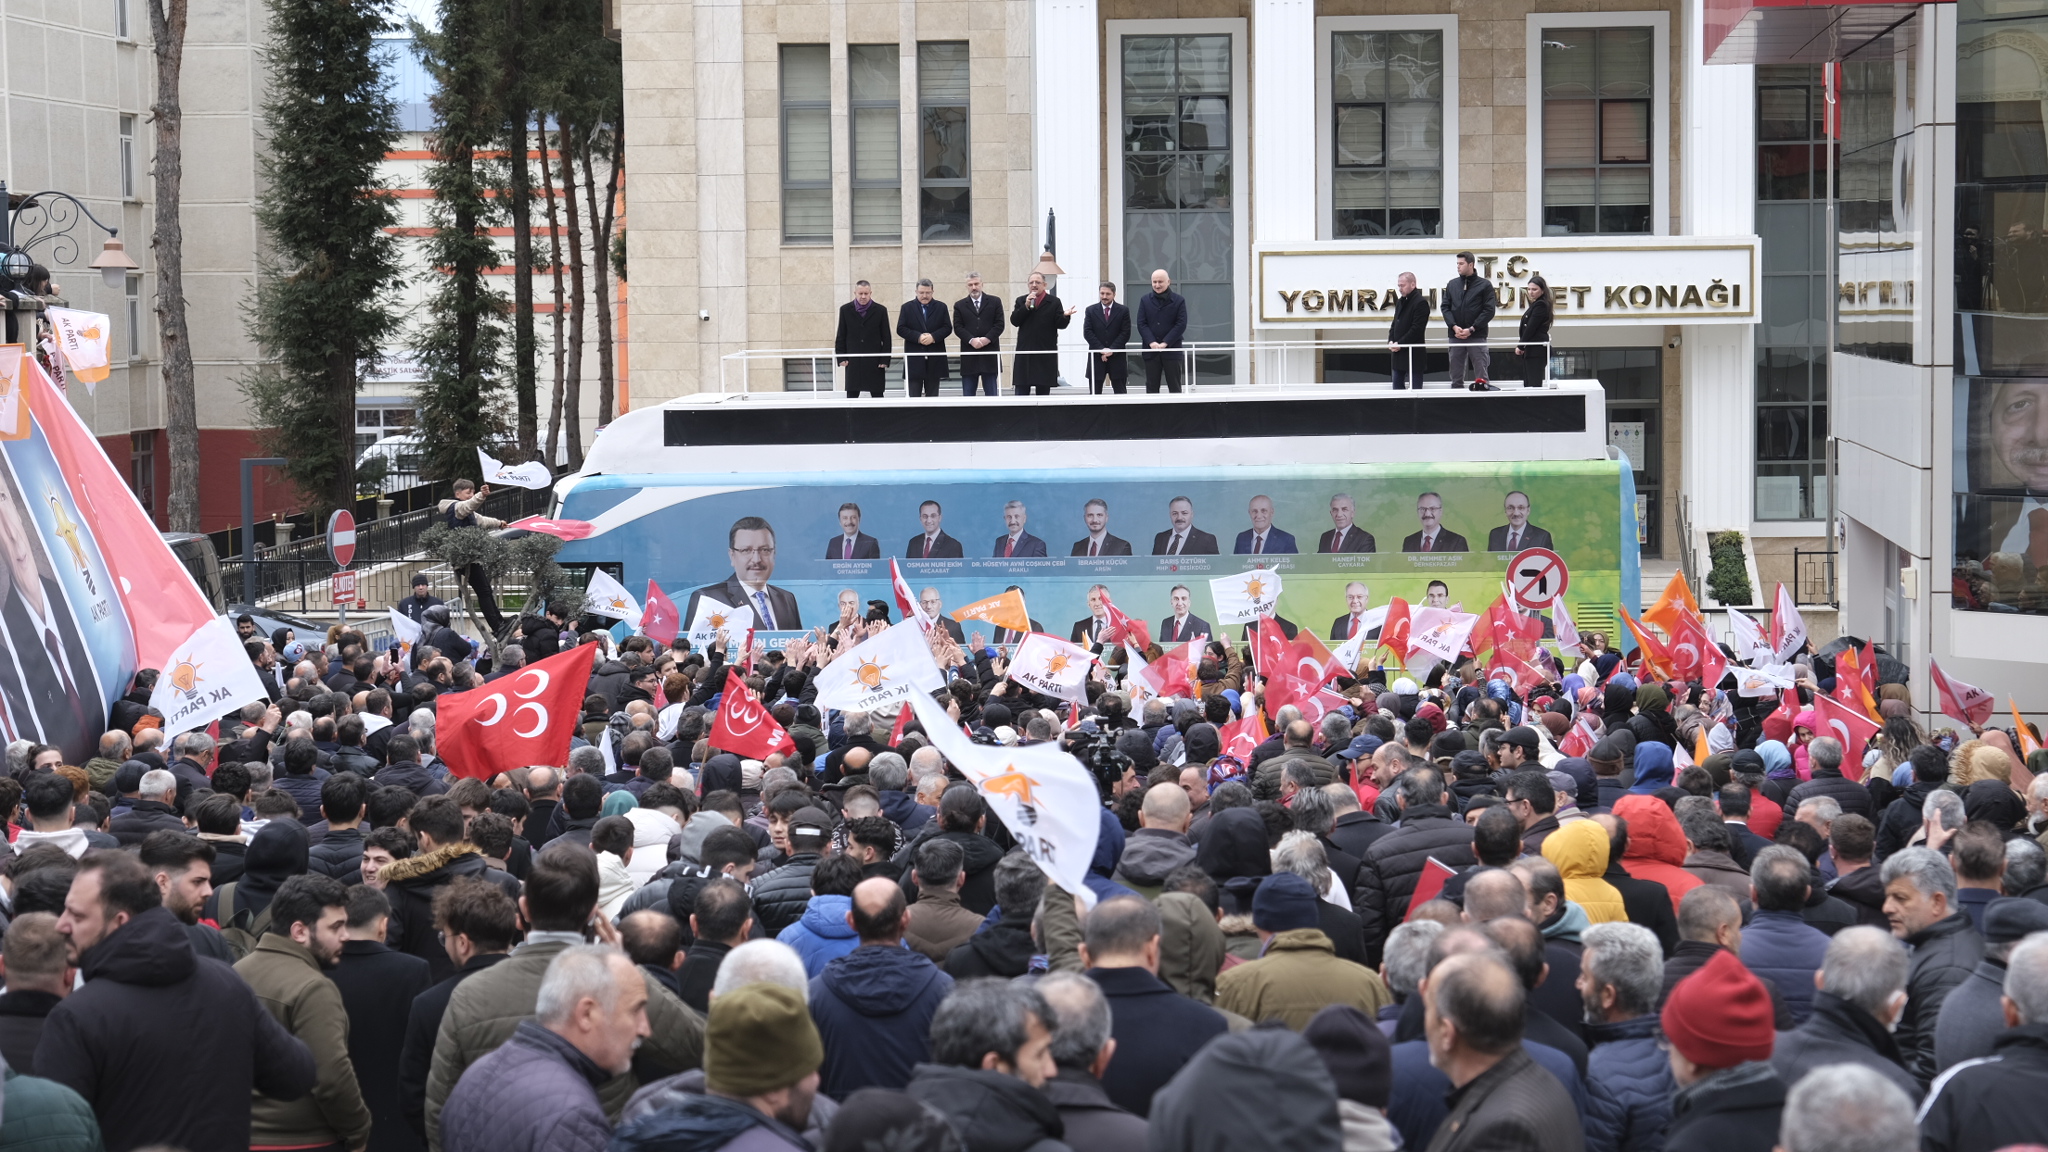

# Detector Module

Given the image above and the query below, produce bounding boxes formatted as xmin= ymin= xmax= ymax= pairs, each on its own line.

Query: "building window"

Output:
xmin=354 ymin=404 xmax=415 ymax=459
xmin=125 ymin=274 xmax=143 ymax=359
xmin=1754 ymin=65 xmax=1830 ymax=521
xmin=1123 ymin=33 xmax=1235 ymax=385
xmin=129 ymin=431 xmax=154 ymax=513
xmin=849 ymin=45 xmax=901 ymax=244
xmin=780 ymin=45 xmax=832 ymax=244
xmin=1541 ymin=27 xmax=1652 ymax=235
xmin=119 ymin=115 xmax=136 ymax=199
xmin=1331 ymin=31 xmax=1443 ymax=238
xmin=918 ymin=42 xmax=970 ymax=241
xmin=115 ymin=0 xmax=127 ymax=38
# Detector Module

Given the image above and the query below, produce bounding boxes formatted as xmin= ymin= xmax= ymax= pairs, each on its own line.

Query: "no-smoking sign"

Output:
xmin=1508 ymin=547 xmax=1570 ymax=610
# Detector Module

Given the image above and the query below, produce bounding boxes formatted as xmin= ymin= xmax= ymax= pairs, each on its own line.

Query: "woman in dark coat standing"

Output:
xmin=1010 ymin=271 xmax=1074 ymax=396
xmin=1517 ymin=274 xmax=1554 ymax=388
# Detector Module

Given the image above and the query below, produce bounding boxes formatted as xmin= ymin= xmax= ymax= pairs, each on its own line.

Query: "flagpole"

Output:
xmin=1824 ymin=61 xmax=1840 ymax=607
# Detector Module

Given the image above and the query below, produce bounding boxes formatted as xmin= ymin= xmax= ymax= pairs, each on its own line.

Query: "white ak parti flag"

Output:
xmin=387 ymin=607 xmax=422 ymax=670
xmin=814 ymin=619 xmax=947 ymax=712
xmin=583 ymin=568 xmax=642 ymax=625
xmin=150 ymin=616 xmax=274 ymax=735
xmin=909 ymin=689 xmax=1102 ymax=906
xmin=1407 ymin=607 xmax=1480 ymax=666
xmin=477 ymin=447 xmax=554 ymax=490
xmin=1210 ymin=569 xmax=1284 ymax=627
xmin=45 ymin=308 xmax=112 ymax=391
xmin=1008 ymin=633 xmax=1097 ymax=702
xmin=687 ymin=597 xmax=755 ymax=649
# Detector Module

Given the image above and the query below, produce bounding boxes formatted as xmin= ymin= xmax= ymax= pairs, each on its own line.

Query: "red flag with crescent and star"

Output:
xmin=710 ymin=668 xmax=797 ymax=759
xmin=438 ymin=643 xmax=599 ymax=781
xmin=1814 ymin=694 xmax=1880 ymax=780
xmin=642 ymin=580 xmax=681 ymax=646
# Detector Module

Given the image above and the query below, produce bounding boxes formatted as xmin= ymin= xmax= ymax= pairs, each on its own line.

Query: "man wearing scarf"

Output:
xmin=834 ymin=280 xmax=893 ymax=398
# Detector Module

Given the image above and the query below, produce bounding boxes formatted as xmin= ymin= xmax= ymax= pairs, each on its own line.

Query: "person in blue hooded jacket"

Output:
xmin=811 ymin=878 xmax=954 ymax=1099
xmin=778 ymin=855 xmax=864 ymax=978
xmin=1628 ymin=742 xmax=1676 ymax=795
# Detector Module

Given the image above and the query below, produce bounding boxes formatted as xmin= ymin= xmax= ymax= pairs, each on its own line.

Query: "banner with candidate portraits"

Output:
xmin=1955 ymin=378 xmax=2048 ymax=616
xmin=554 ymin=457 xmax=1638 ymax=657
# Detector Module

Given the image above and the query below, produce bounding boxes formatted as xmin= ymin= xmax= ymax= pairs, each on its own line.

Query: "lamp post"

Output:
xmin=0 ymin=181 xmax=142 ymax=342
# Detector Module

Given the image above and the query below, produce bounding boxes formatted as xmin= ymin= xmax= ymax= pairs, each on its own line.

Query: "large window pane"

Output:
xmin=1124 ymin=34 xmax=1235 ymax=379
xmin=1542 ymin=26 xmax=1652 ymax=234
xmin=918 ymin=42 xmax=971 ymax=242
xmin=849 ymin=45 xmax=900 ymax=243
xmin=1330 ymin=29 xmax=1442 ymax=239
xmin=781 ymin=45 xmax=831 ymax=243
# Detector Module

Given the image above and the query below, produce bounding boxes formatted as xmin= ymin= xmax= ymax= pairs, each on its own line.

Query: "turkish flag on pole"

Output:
xmin=438 ymin=643 xmax=599 ymax=781
xmin=710 ymin=669 xmax=797 ymax=759
xmin=1096 ymin=590 xmax=1152 ymax=652
xmin=890 ymin=559 xmax=929 ymax=631
xmin=1377 ymin=599 xmax=1412 ymax=664
xmin=1560 ymin=716 xmax=1597 ymax=758
xmin=1814 ymin=694 xmax=1881 ymax=780
xmin=1929 ymin=659 xmax=1994 ymax=728
xmin=642 ymin=580 xmax=681 ymax=646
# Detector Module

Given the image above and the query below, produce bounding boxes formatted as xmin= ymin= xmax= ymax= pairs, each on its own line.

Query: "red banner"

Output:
xmin=438 ymin=643 xmax=598 ymax=780
xmin=710 ymin=668 xmax=797 ymax=759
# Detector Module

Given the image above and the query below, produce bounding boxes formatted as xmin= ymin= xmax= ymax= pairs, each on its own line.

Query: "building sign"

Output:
xmin=1253 ymin=237 xmax=1758 ymax=326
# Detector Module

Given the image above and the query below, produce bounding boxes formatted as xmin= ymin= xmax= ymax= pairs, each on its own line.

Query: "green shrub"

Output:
xmin=1706 ymin=531 xmax=1753 ymax=606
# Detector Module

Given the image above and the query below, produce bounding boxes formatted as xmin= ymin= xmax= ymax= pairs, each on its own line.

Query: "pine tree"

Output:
xmin=243 ymin=0 xmax=403 ymax=510
xmin=410 ymin=0 xmax=510 ymax=485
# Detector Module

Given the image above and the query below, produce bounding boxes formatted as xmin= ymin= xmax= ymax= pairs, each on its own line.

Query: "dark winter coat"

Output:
xmin=34 ymin=906 xmax=317 ymax=1152
xmin=1042 ymin=1068 xmax=1148 ymax=1152
xmin=1899 ymin=911 xmax=1985 ymax=1087
xmin=1357 ymin=803 xmax=1477 ymax=947
xmin=906 ymin=1064 xmax=1070 ymax=1152
xmin=0 ymin=988 xmax=60 ymax=1075
xmin=1770 ymin=990 xmax=1919 ymax=1103
xmin=946 ymin=907 xmax=1037 ymax=979
xmin=897 ymin=829 xmax=1004 ymax=915
xmin=308 ymin=826 xmax=368 ymax=887
xmin=1738 ymin=910 xmax=1830 ymax=1026
xmin=107 ymin=799 xmax=185 ymax=847
xmin=1828 ymin=863 xmax=1889 ymax=927
xmin=749 ymin=853 xmax=822 ymax=937
xmin=1919 ymin=1022 xmax=2048 ymax=1152
xmin=397 ymin=952 xmax=509 ymax=1141
xmin=1779 ymin=770 xmax=1874 ymax=823
xmin=439 ymin=1020 xmax=612 ymax=1152
xmin=1661 ymin=1063 xmax=1786 ymax=1152
xmin=330 ymin=938 xmax=435 ymax=1152
xmin=1933 ymin=957 xmax=2010 ymax=1075
xmin=810 ymin=943 xmax=953 ymax=1097
xmin=1423 ymin=1047 xmax=1585 ymax=1152
xmin=1874 ymin=781 xmax=1938 ymax=862
xmin=1586 ymin=1014 xmax=1673 ymax=1152
xmin=1086 ymin=965 xmax=1227 ymax=1118
xmin=1604 ymin=861 xmax=1679 ymax=956
xmin=381 ymin=841 xmax=515 ymax=983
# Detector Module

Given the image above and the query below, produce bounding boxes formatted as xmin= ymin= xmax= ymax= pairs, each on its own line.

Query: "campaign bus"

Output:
xmin=547 ymin=384 xmax=1640 ymax=651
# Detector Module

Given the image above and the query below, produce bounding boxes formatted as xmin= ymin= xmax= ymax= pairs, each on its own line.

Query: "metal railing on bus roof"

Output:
xmin=717 ymin=337 xmax=1555 ymax=396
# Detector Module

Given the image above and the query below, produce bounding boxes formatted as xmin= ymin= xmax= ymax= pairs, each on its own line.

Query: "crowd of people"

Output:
xmin=0 ymin=600 xmax=2045 ymax=1152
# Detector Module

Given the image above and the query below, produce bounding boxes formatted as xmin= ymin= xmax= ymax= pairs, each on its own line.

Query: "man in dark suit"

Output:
xmin=1137 ymin=268 xmax=1189 ymax=394
xmin=953 ymin=272 xmax=1005 ymax=397
xmin=0 ymin=470 xmax=93 ymax=761
xmin=1401 ymin=491 xmax=1469 ymax=553
xmin=1232 ymin=495 xmax=1297 ymax=555
xmin=1010 ymin=271 xmax=1072 ymax=396
xmin=1151 ymin=496 xmax=1220 ymax=556
xmin=1239 ymin=616 xmax=1300 ymax=642
xmin=1485 ymin=491 xmax=1554 ymax=552
xmin=824 ymin=502 xmax=881 ymax=560
xmin=918 ymin=587 xmax=967 ymax=644
xmin=1386 ymin=271 xmax=1431 ymax=389
xmin=834 ymin=280 xmax=893 ymax=399
xmin=1157 ymin=585 xmax=1211 ymax=646
xmin=684 ymin=516 xmax=803 ymax=631
xmin=897 ymin=279 xmax=952 ymax=398
xmin=1082 ymin=282 xmax=1131 ymax=395
xmin=1071 ymin=498 xmax=1133 ymax=557
xmin=1319 ymin=493 xmax=1376 ymax=554
xmin=1071 ymin=585 xmax=1113 ymax=650
xmin=906 ymin=500 xmax=963 ymax=558
xmin=992 ymin=501 xmax=1048 ymax=558
xmin=1330 ymin=581 xmax=1374 ymax=642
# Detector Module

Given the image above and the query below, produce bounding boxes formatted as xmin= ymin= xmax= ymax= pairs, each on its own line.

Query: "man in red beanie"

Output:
xmin=1659 ymin=949 xmax=1787 ymax=1152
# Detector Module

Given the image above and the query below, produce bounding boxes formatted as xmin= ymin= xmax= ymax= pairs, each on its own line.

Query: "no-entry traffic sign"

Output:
xmin=327 ymin=510 xmax=357 ymax=568
xmin=1508 ymin=547 xmax=1569 ymax=610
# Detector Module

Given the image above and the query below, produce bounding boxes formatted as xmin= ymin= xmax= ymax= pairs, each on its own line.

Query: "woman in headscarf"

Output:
xmin=1790 ymin=709 xmax=1818 ymax=780
xmin=1627 ymin=684 xmax=1678 ymax=749
xmin=1602 ymin=683 xmax=1636 ymax=733
xmin=1754 ymin=740 xmax=1798 ymax=807
xmin=601 ymin=789 xmax=640 ymax=818
xmin=1628 ymin=742 xmax=1675 ymax=794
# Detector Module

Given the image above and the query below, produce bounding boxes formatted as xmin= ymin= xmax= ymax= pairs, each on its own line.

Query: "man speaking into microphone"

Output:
xmin=1010 ymin=270 xmax=1073 ymax=396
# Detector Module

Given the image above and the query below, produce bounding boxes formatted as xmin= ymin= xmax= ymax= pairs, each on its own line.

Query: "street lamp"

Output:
xmin=0 ymin=181 xmax=140 ymax=338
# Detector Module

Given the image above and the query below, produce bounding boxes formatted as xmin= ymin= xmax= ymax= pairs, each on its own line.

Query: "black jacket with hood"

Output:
xmin=34 ymin=906 xmax=318 ymax=1152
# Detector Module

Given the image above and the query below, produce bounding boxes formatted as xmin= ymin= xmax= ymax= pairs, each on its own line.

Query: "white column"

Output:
xmin=1678 ymin=0 xmax=1755 ymax=536
xmin=1252 ymin=0 xmax=1315 ymax=387
xmin=1034 ymin=0 xmax=1099 ymax=385
xmin=695 ymin=0 xmax=748 ymax=391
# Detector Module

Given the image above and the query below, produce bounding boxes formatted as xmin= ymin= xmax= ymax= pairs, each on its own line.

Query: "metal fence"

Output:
xmin=222 ymin=485 xmax=553 ymax=613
